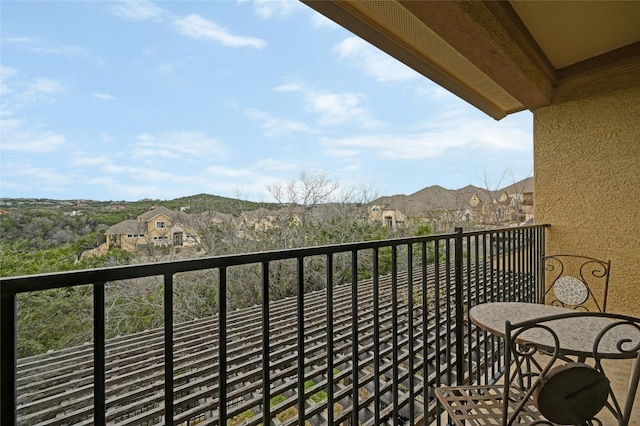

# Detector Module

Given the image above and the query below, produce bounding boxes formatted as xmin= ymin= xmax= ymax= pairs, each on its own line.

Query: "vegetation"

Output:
xmin=1 ymin=174 xmax=437 ymax=358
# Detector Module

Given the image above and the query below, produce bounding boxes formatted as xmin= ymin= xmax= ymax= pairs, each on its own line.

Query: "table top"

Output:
xmin=469 ymin=302 xmax=639 ymax=359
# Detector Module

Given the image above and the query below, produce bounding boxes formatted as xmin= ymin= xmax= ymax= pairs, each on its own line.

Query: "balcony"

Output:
xmin=1 ymin=225 xmax=548 ymax=425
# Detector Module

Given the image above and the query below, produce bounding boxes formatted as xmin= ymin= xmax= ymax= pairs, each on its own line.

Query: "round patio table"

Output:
xmin=469 ymin=302 xmax=639 ymax=359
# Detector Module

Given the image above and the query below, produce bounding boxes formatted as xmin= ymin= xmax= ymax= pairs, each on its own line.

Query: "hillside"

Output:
xmin=371 ymin=177 xmax=533 ymax=216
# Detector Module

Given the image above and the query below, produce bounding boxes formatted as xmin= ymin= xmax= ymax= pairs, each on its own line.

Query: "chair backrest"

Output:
xmin=542 ymin=254 xmax=611 ymax=312
xmin=502 ymin=311 xmax=640 ymax=426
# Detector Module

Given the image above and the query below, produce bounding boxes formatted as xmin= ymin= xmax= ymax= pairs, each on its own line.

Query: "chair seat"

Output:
xmin=435 ymin=384 xmax=543 ymax=425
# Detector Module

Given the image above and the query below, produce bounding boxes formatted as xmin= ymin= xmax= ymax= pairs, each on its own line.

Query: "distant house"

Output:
xmin=105 ymin=206 xmax=199 ymax=252
xmin=369 ymin=204 xmax=409 ymax=229
xmin=368 ymin=178 xmax=534 ymax=230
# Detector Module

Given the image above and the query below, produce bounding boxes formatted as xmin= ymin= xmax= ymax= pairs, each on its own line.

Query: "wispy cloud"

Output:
xmin=204 ymin=165 xmax=253 ymax=178
xmin=0 ymin=118 xmax=67 ymax=153
xmin=254 ymin=158 xmax=300 ymax=172
xmin=334 ymin=37 xmax=418 ymax=83
xmin=239 ymin=0 xmax=301 ymax=19
xmin=0 ymin=162 xmax=72 ymax=192
xmin=173 ymin=15 xmax=266 ymax=48
xmin=275 ymin=82 xmax=383 ymax=127
xmin=92 ymin=92 xmax=115 ymax=100
xmin=245 ymin=108 xmax=314 ymax=138
xmin=322 ymin=112 xmax=530 ymax=161
xmin=110 ymin=1 xmax=267 ymax=49
xmin=2 ymin=72 xmax=65 ymax=114
xmin=1 ymin=36 xmax=88 ymax=57
xmin=130 ymin=131 xmax=227 ymax=162
xmin=0 ymin=66 xmax=17 ymax=101
xmin=110 ymin=0 xmax=169 ymax=22
xmin=310 ymin=12 xmax=339 ymax=29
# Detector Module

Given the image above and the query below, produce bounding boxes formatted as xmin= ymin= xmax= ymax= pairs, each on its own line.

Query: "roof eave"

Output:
xmin=302 ymin=0 xmax=554 ymax=120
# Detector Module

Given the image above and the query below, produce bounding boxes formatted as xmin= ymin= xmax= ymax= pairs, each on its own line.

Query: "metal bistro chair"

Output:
xmin=543 ymin=254 xmax=611 ymax=312
xmin=435 ymin=312 xmax=640 ymax=425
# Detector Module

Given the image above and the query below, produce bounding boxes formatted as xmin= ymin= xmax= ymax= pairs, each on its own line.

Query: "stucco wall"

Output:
xmin=534 ymin=58 xmax=640 ymax=316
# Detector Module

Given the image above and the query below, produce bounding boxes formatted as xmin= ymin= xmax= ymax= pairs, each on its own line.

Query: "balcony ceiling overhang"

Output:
xmin=302 ymin=1 xmax=640 ymax=120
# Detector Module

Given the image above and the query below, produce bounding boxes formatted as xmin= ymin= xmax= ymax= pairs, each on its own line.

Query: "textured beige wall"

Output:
xmin=534 ymin=58 xmax=640 ymax=316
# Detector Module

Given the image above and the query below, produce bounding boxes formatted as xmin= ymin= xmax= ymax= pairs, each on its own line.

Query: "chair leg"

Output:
xmin=622 ymin=354 xmax=640 ymax=424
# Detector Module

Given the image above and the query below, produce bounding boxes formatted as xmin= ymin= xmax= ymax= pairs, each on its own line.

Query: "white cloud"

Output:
xmin=0 ymin=162 xmax=72 ymax=193
xmin=110 ymin=0 xmax=169 ymax=22
xmin=245 ymin=108 xmax=314 ymax=138
xmin=310 ymin=12 xmax=339 ymax=29
xmin=322 ymin=113 xmax=530 ymax=161
xmin=0 ymin=118 xmax=67 ymax=152
xmin=2 ymin=75 xmax=65 ymax=113
xmin=275 ymin=82 xmax=383 ymax=127
xmin=334 ymin=37 xmax=418 ymax=83
xmin=131 ymin=131 xmax=227 ymax=161
xmin=254 ymin=158 xmax=299 ymax=172
xmin=92 ymin=92 xmax=115 ymax=100
xmin=173 ymin=14 xmax=267 ymax=48
xmin=1 ymin=36 xmax=87 ymax=57
xmin=70 ymin=154 xmax=116 ymax=168
xmin=325 ymin=148 xmax=361 ymax=158
xmin=241 ymin=0 xmax=300 ymax=19
xmin=204 ymin=165 xmax=253 ymax=178
xmin=0 ymin=66 xmax=17 ymax=107
xmin=414 ymin=84 xmax=454 ymax=100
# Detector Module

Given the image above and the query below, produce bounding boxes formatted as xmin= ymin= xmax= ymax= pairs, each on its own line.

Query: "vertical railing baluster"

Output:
xmin=326 ymin=254 xmax=334 ymax=425
xmin=444 ymin=238 xmax=452 ymax=386
xmin=529 ymin=228 xmax=536 ymax=301
xmin=421 ymin=241 xmax=428 ymax=426
xmin=351 ymin=250 xmax=359 ymax=425
xmin=453 ymin=228 xmax=464 ymax=385
xmin=391 ymin=245 xmax=398 ymax=424
xmin=434 ymin=239 xmax=442 ymax=421
xmin=164 ymin=273 xmax=174 ymax=423
xmin=482 ymin=233 xmax=490 ymax=384
xmin=373 ymin=248 xmax=381 ymax=425
xmin=540 ymin=227 xmax=547 ymax=303
xmin=219 ymin=267 xmax=227 ymax=423
xmin=261 ymin=261 xmax=270 ymax=425
xmin=465 ymin=234 xmax=473 ymax=384
xmin=475 ymin=234 xmax=483 ymax=385
xmin=464 ymin=234 xmax=471 ymax=383
xmin=297 ymin=256 xmax=305 ymax=425
xmin=525 ymin=228 xmax=532 ymax=301
xmin=1 ymin=292 xmax=17 ymax=426
xmin=407 ymin=243 xmax=415 ymax=424
xmin=94 ymin=282 xmax=106 ymax=425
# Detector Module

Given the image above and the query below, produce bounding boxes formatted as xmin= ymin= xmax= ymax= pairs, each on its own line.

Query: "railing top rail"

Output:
xmin=0 ymin=224 xmax=548 ymax=295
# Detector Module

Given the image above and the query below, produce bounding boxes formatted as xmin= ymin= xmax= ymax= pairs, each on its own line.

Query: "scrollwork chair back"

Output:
xmin=543 ymin=254 xmax=611 ymax=312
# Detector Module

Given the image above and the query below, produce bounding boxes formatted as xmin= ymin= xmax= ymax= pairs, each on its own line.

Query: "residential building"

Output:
xmin=105 ymin=206 xmax=199 ymax=251
xmin=369 ymin=178 xmax=533 ymax=230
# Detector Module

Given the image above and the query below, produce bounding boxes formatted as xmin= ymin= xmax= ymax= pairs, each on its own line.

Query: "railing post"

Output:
xmin=454 ymin=227 xmax=464 ymax=385
xmin=1 ymin=293 xmax=17 ymax=426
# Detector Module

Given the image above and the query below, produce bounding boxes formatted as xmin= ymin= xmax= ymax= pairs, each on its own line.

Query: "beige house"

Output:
xmin=369 ymin=179 xmax=532 ymax=230
xmin=369 ymin=204 xmax=409 ymax=230
xmin=304 ymin=1 xmax=640 ymax=316
xmin=105 ymin=206 xmax=199 ymax=252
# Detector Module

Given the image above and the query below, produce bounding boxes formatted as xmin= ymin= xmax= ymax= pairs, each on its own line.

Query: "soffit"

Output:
xmin=510 ymin=1 xmax=640 ymax=69
xmin=301 ymin=1 xmax=640 ymax=120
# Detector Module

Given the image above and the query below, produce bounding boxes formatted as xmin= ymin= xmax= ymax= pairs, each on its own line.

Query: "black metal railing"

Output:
xmin=1 ymin=225 xmax=548 ymax=425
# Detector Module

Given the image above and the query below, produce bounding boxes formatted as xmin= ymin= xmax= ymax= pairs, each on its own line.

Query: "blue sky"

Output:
xmin=1 ymin=0 xmax=533 ymax=202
